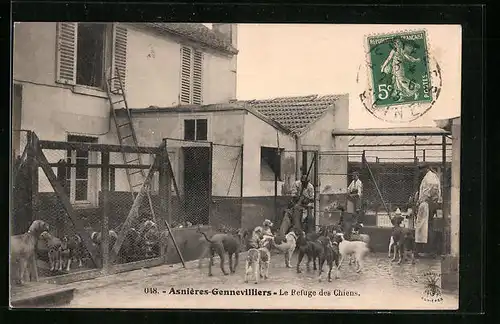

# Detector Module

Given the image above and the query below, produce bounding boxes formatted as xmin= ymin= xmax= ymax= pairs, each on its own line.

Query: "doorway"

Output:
xmin=182 ymin=146 xmax=211 ymax=225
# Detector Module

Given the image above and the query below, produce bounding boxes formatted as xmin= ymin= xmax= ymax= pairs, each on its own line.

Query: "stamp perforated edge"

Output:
xmin=362 ymin=28 xmax=435 ymax=110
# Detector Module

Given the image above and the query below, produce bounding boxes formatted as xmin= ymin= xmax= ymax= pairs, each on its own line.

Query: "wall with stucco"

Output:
xmin=242 ymin=113 xmax=296 ymax=197
xmin=13 ymin=22 xmax=237 ymax=197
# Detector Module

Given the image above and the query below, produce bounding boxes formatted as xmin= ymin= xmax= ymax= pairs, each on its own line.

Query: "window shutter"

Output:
xmin=55 ymin=22 xmax=77 ymax=85
xmin=192 ymin=51 xmax=203 ymax=105
xmin=180 ymin=46 xmax=192 ymax=104
xmin=111 ymin=24 xmax=128 ymax=94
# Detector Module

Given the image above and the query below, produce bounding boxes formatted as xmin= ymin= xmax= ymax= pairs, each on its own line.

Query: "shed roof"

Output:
xmin=231 ymin=94 xmax=341 ymax=135
xmin=142 ymin=23 xmax=238 ymax=55
xmin=337 ymin=127 xmax=452 ymax=147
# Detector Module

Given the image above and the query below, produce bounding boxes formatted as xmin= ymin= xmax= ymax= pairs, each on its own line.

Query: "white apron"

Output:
xmin=415 ymin=201 xmax=429 ymax=243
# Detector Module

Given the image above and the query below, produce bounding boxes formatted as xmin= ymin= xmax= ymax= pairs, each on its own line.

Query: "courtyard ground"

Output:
xmin=58 ymin=252 xmax=458 ymax=310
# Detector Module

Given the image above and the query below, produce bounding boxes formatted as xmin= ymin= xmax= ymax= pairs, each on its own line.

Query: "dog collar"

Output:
xmin=332 ymin=242 xmax=339 ymax=245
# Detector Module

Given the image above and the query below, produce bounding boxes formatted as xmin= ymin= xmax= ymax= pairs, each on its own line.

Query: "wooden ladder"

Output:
xmin=105 ymin=67 xmax=157 ymax=224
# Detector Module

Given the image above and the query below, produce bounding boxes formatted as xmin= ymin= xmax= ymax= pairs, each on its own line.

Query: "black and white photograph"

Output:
xmin=10 ymin=22 xmax=461 ymax=309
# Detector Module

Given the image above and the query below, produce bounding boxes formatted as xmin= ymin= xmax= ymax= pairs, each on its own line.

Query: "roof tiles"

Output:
xmin=145 ymin=23 xmax=238 ymax=54
xmin=233 ymin=94 xmax=339 ymax=135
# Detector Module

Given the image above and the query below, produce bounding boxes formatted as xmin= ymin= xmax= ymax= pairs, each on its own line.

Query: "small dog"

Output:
xmin=317 ymin=236 xmax=340 ymax=282
xmin=296 ymin=231 xmax=324 ymax=273
xmin=137 ymin=220 xmax=160 ymax=258
xmin=350 ymin=225 xmax=371 ymax=265
xmin=272 ymin=230 xmax=298 ymax=268
xmin=244 ymin=248 xmax=261 ymax=284
xmin=388 ymin=214 xmax=405 ymax=259
xmin=336 ymin=233 xmax=369 ymax=273
xmin=11 ymin=220 xmax=50 ymax=284
xmin=67 ymin=234 xmax=84 ymax=269
xmin=197 ymin=226 xmax=247 ymax=276
xmin=91 ymin=230 xmax=118 ymax=247
xmin=393 ymin=228 xmax=416 ymax=265
xmin=39 ymin=231 xmax=63 ymax=272
xmin=258 ymin=236 xmax=273 ymax=280
xmin=59 ymin=236 xmax=71 ymax=272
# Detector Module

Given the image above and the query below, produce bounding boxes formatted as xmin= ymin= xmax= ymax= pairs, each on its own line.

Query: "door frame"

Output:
xmin=181 ymin=144 xmax=212 ymax=225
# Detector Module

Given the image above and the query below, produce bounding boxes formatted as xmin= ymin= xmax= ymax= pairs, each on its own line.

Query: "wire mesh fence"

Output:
xmin=211 ymin=143 xmax=243 ymax=231
xmin=10 ymin=131 xmax=180 ymax=282
xmin=318 ymin=144 xmax=451 ymax=231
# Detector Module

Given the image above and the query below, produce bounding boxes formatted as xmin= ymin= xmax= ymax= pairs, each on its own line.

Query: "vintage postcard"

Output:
xmin=10 ymin=23 xmax=461 ymax=310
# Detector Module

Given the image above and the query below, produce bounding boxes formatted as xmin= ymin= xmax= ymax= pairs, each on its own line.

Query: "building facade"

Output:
xmin=13 ymin=22 xmax=238 ymax=206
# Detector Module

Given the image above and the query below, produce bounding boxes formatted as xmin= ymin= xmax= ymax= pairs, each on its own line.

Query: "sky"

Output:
xmin=217 ymin=24 xmax=462 ymax=129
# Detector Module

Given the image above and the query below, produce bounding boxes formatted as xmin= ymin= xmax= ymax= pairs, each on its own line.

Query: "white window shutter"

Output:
xmin=192 ymin=51 xmax=203 ymax=105
xmin=180 ymin=46 xmax=192 ymax=104
xmin=111 ymin=24 xmax=128 ymax=94
xmin=55 ymin=22 xmax=77 ymax=85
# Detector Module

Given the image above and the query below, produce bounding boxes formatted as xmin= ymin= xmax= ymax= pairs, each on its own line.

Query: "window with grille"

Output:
xmin=180 ymin=46 xmax=203 ymax=105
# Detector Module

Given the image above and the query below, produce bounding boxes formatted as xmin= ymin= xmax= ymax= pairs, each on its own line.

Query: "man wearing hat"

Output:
xmin=347 ymin=171 xmax=364 ymax=225
xmin=415 ymin=163 xmax=442 ymax=257
xmin=290 ymin=175 xmax=315 ymax=233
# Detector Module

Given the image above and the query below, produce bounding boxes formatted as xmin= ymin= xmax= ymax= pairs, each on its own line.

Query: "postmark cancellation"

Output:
xmin=358 ymin=29 xmax=443 ymax=123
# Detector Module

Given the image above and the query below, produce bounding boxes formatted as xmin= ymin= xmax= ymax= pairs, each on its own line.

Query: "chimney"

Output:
xmin=212 ymin=23 xmax=238 ymax=49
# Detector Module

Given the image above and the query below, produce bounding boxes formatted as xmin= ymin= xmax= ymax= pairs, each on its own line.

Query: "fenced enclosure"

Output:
xmin=163 ymin=138 xmax=244 ymax=231
xmin=11 ymin=131 xmax=187 ymax=284
xmin=11 ymin=132 xmax=247 ymax=284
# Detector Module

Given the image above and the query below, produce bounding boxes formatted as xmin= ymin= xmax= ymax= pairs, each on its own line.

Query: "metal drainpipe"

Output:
xmin=295 ymin=134 xmax=301 ymax=180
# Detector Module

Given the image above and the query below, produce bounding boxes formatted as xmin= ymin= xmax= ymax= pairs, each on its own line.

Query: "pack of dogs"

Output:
xmin=12 ymin=215 xmax=416 ymax=286
xmin=11 ymin=219 xmax=164 ymax=285
xmin=196 ymin=216 xmax=417 ymax=285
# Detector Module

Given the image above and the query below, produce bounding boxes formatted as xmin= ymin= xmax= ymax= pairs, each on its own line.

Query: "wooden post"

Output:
xmin=314 ymin=150 xmax=320 ymax=230
xmin=27 ymin=131 xmax=39 ymax=222
xmin=101 ymin=152 xmax=110 ymax=272
xmin=208 ymin=143 xmax=213 ymax=226
xmin=240 ymin=145 xmax=244 ymax=228
xmin=164 ymin=147 xmax=172 ymax=227
xmin=159 ymin=141 xmax=168 ymax=259
xmin=442 ymin=135 xmax=449 ymax=254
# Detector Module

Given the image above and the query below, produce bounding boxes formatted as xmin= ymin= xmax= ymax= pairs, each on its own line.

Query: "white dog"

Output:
xmin=272 ymin=231 xmax=298 ymax=268
xmin=258 ymin=236 xmax=273 ymax=280
xmin=244 ymin=248 xmax=261 ymax=284
xmin=335 ymin=233 xmax=369 ymax=273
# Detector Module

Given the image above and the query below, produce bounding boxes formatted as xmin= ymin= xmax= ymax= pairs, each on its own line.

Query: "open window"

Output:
xmin=260 ymin=147 xmax=284 ymax=181
xmin=56 ymin=23 xmax=127 ymax=92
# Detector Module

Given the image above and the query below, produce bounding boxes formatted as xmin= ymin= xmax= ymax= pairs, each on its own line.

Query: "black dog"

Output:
xmin=317 ymin=236 xmax=340 ymax=282
xmin=296 ymin=231 xmax=324 ymax=273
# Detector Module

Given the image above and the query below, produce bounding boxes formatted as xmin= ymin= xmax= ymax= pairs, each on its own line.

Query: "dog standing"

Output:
xmin=393 ymin=228 xmax=416 ymax=265
xmin=11 ymin=220 xmax=50 ymax=284
xmin=244 ymin=248 xmax=261 ymax=284
xmin=336 ymin=233 xmax=369 ymax=273
xmin=388 ymin=211 xmax=405 ymax=258
xmin=38 ymin=231 xmax=63 ymax=272
xmin=197 ymin=227 xmax=247 ymax=276
xmin=258 ymin=236 xmax=273 ymax=280
xmin=272 ymin=230 xmax=298 ymax=268
xmin=317 ymin=236 xmax=340 ymax=282
xmin=248 ymin=226 xmax=263 ymax=249
xmin=296 ymin=231 xmax=323 ymax=273
xmin=67 ymin=234 xmax=84 ymax=269
xmin=59 ymin=236 xmax=71 ymax=272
